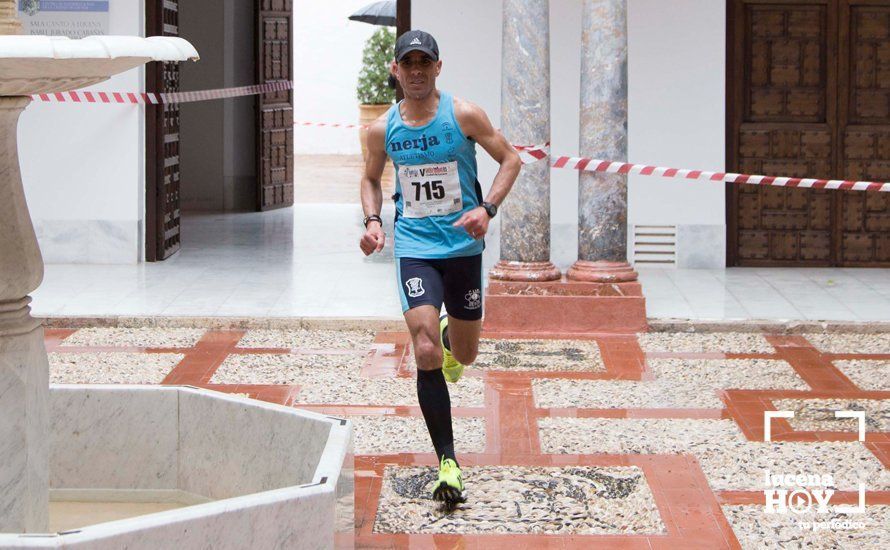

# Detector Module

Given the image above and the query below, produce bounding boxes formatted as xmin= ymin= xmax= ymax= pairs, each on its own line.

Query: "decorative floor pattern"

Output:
xmin=772 ymin=398 xmax=889 ymax=433
xmin=473 ymin=338 xmax=606 ymax=372
xmin=373 ymin=465 xmax=665 ymax=535
xmin=44 ymin=325 xmax=890 ymax=548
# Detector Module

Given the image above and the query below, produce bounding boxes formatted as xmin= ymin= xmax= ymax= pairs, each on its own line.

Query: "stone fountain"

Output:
xmin=0 ymin=4 xmax=352 ymax=547
xmin=0 ymin=5 xmax=201 ymax=533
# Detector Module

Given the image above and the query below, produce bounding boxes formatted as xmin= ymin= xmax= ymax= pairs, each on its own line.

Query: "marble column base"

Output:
xmin=0 ymin=298 xmax=49 ymax=533
xmin=566 ymin=260 xmax=639 ymax=283
xmin=489 ymin=260 xmax=561 ymax=282
xmin=483 ymin=275 xmax=647 ymax=334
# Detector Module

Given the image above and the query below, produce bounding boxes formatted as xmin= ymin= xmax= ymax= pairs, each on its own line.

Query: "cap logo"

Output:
xmin=410 ymin=37 xmax=422 ymax=45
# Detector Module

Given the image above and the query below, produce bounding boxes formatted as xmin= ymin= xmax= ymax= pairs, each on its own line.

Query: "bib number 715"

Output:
xmin=412 ymin=180 xmax=445 ymax=201
xmin=398 ymin=160 xmax=462 ymax=218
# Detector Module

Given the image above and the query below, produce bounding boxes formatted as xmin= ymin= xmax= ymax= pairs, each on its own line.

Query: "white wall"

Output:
xmin=413 ymin=0 xmax=727 ymax=269
xmin=19 ymin=1 xmax=146 ymax=264
xmin=628 ymin=0 xmax=726 ymax=268
xmin=293 ymin=1 xmax=379 ymax=154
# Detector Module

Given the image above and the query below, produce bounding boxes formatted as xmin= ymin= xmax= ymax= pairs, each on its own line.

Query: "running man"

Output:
xmin=358 ymin=30 xmax=522 ymax=507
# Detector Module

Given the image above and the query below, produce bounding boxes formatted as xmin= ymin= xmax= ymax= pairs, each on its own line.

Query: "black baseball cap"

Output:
xmin=395 ymin=30 xmax=439 ymax=62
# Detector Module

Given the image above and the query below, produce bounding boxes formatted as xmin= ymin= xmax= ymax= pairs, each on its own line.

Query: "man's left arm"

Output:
xmin=452 ymin=99 xmax=522 ymax=238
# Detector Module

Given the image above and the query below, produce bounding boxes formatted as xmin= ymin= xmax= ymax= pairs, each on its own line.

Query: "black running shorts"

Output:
xmin=396 ymin=254 xmax=483 ymax=321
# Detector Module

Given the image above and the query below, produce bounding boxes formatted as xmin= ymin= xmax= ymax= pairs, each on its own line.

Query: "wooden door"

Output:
xmin=256 ymin=0 xmax=294 ymax=210
xmin=728 ymin=0 xmax=890 ymax=266
xmin=837 ymin=0 xmax=890 ymax=264
xmin=146 ymin=0 xmax=182 ymax=261
xmin=728 ymin=0 xmax=838 ymax=266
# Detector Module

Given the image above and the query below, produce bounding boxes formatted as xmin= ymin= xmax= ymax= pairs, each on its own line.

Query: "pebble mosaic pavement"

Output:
xmin=46 ymin=327 xmax=890 ymax=549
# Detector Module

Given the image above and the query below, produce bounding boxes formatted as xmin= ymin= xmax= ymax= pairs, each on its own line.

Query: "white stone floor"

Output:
xmin=31 ymin=206 xmax=890 ymax=322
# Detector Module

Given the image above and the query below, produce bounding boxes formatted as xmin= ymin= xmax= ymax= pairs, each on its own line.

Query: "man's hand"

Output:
xmin=453 ymin=207 xmax=490 ymax=239
xmin=360 ymin=222 xmax=386 ymax=255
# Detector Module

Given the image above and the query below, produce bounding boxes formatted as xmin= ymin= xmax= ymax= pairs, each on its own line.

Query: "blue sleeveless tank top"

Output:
xmin=385 ymin=91 xmax=484 ymax=259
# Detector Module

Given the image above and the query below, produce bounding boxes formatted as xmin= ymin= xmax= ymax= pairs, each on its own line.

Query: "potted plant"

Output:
xmin=356 ymin=27 xmax=396 ymax=160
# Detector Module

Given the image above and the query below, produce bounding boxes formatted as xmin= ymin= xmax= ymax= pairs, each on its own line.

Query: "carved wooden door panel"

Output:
xmin=256 ymin=0 xmax=294 ymax=210
xmin=838 ymin=0 xmax=890 ymax=265
xmin=729 ymin=0 xmax=890 ymax=266
xmin=146 ymin=0 xmax=181 ymax=261
xmin=729 ymin=1 xmax=838 ymax=266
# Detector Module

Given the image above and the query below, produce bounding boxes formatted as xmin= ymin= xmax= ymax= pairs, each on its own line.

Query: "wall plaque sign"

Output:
xmin=18 ymin=1 xmax=110 ymax=38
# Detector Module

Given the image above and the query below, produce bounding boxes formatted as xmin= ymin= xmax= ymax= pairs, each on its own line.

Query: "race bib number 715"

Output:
xmin=399 ymin=161 xmax=463 ymax=219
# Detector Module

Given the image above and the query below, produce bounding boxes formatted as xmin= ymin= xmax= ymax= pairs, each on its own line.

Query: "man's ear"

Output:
xmin=435 ymin=60 xmax=442 ymax=76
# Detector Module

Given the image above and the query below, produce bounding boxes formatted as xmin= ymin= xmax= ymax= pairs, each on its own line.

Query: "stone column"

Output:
xmin=567 ymin=0 xmax=637 ymax=283
xmin=490 ymin=0 xmax=560 ymax=282
xmin=1 ymin=3 xmax=48 ymax=533
xmin=0 ymin=96 xmax=49 ymax=533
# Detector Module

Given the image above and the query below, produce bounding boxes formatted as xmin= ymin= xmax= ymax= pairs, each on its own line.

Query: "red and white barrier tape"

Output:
xmin=29 ymin=82 xmax=889 ymax=192
xmin=518 ymin=149 xmax=890 ymax=193
xmin=30 ymin=81 xmax=292 ymax=105
xmin=295 ymin=120 xmax=366 ymax=130
xmin=295 ymin=122 xmax=890 ymax=193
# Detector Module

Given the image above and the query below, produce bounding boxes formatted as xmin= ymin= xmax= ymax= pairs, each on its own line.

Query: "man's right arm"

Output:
xmin=359 ymin=117 xmax=388 ymax=256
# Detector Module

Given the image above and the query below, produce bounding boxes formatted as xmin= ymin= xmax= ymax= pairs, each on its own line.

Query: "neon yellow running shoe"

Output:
xmin=432 ymin=456 xmax=465 ymax=508
xmin=439 ymin=315 xmax=465 ymax=383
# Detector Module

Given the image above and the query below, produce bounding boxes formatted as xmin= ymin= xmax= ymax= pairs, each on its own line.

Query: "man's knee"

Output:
xmin=413 ymin=337 xmax=442 ymax=371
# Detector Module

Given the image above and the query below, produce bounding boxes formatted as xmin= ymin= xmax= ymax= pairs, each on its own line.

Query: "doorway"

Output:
xmin=145 ymin=0 xmax=294 ymax=261
xmin=727 ymin=0 xmax=890 ymax=267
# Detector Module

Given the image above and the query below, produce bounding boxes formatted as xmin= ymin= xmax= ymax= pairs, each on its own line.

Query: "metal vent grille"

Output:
xmin=632 ymin=225 xmax=677 ymax=267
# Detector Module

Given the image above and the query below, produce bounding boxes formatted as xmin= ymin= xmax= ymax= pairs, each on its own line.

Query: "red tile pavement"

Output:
xmin=362 ymin=332 xmax=412 ymax=378
xmin=161 ymin=330 xmax=245 ymax=385
xmin=867 ymin=442 xmax=890 ymax=469
xmin=764 ymin=335 xmax=859 ymax=391
xmin=43 ymin=328 xmax=77 ymax=352
xmin=46 ymin=327 xmax=890 ymax=548
xmin=192 ymin=384 xmax=302 ymax=406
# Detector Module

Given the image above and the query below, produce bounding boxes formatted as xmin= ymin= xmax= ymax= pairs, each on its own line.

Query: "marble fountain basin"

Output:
xmin=0 ymin=386 xmax=353 ymax=549
xmin=0 ymin=35 xmax=199 ymax=95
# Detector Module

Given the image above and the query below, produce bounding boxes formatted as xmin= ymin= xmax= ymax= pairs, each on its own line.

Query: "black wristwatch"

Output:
xmin=363 ymin=214 xmax=383 ymax=228
xmin=481 ymin=201 xmax=498 ymax=218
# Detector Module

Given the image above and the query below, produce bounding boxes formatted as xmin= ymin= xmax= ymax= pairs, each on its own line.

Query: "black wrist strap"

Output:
xmin=363 ymin=214 xmax=383 ymax=228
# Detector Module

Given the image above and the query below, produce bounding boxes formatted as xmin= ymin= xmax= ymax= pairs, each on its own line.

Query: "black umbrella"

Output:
xmin=348 ymin=0 xmax=396 ymax=27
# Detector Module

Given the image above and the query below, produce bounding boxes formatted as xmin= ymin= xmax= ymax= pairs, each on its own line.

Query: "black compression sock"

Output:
xmin=416 ymin=368 xmax=457 ymax=464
